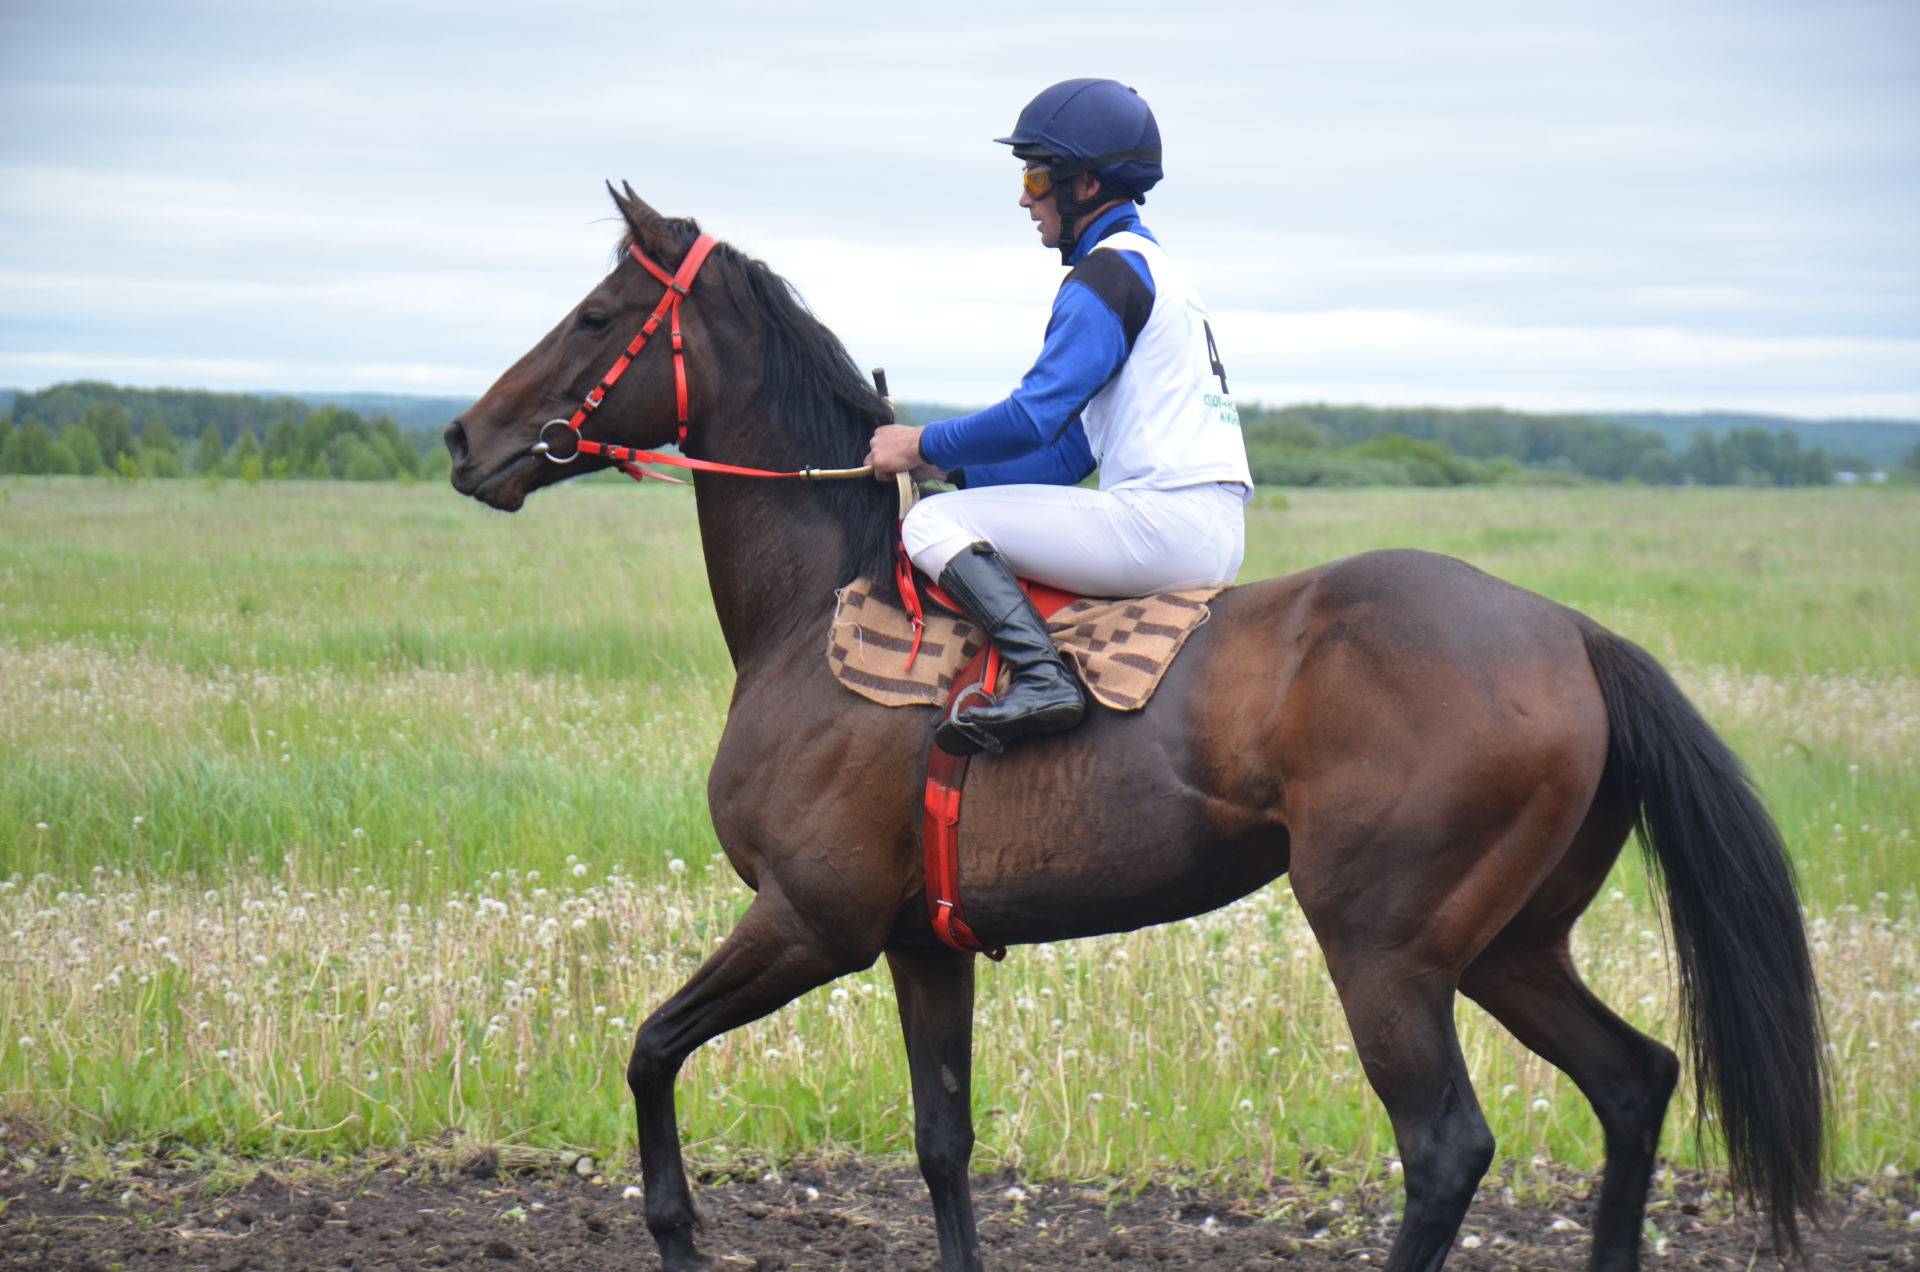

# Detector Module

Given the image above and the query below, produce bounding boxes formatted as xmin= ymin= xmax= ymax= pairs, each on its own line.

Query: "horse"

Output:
xmin=444 ymin=184 xmax=1825 ymax=1272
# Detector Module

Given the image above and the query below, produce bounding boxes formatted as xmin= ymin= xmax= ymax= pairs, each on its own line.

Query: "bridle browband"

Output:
xmin=533 ymin=232 xmax=873 ymax=484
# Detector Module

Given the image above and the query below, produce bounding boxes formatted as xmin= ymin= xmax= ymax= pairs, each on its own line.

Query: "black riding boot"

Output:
xmin=933 ymin=543 xmax=1086 ymax=757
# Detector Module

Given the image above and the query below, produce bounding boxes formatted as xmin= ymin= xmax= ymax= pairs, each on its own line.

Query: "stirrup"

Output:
xmin=935 ymin=712 xmax=1004 ymax=758
xmin=936 ymin=683 xmax=1005 ymax=757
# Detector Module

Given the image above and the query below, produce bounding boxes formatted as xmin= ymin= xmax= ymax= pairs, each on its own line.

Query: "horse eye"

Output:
xmin=578 ymin=309 xmax=612 ymax=333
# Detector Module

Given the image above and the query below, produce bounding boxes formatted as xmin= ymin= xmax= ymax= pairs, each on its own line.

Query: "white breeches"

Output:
xmin=901 ymin=481 xmax=1247 ymax=597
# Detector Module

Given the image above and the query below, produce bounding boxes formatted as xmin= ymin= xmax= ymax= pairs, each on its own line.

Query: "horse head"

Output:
xmin=446 ymin=185 xmax=898 ymax=598
xmin=445 ymin=184 xmax=727 ymax=511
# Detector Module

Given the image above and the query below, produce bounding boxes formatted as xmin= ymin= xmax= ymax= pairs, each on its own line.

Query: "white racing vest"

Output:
xmin=1080 ymin=230 xmax=1253 ymax=497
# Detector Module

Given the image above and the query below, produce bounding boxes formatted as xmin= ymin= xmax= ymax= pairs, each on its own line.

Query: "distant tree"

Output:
xmin=1241 ymin=406 xmax=1334 ymax=450
xmin=143 ymin=447 xmax=185 ymax=478
xmin=1894 ymin=440 xmax=1920 ymax=484
xmin=195 ymin=423 xmax=226 ymax=473
xmin=1352 ymin=433 xmax=1484 ymax=485
xmin=80 ymin=402 xmax=138 ymax=468
xmin=1683 ymin=429 xmax=1723 ymax=484
xmin=340 ymin=439 xmax=389 ymax=481
xmin=369 ymin=412 xmax=419 ymax=477
xmin=137 ymin=419 xmax=183 ymax=477
xmin=227 ymin=429 xmax=262 ymax=482
xmin=62 ymin=423 xmax=107 ymax=475
xmin=140 ymin=418 xmax=177 ymax=457
xmin=263 ymin=414 xmax=299 ymax=473
xmin=1629 ymin=449 xmax=1682 ymax=485
xmin=1 ymin=420 xmax=55 ymax=473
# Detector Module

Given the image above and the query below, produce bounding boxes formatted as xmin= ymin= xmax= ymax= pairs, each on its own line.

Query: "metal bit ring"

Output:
xmin=535 ymin=419 xmax=580 ymax=464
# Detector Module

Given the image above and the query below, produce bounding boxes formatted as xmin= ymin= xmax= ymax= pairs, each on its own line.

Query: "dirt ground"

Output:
xmin=3 ymin=1151 xmax=1914 ymax=1271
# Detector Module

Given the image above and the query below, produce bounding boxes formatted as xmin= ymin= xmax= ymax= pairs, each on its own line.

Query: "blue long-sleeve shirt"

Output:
xmin=920 ymin=204 xmax=1158 ymax=487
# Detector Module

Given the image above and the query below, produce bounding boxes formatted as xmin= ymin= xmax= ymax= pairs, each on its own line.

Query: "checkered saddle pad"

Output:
xmin=827 ymin=578 xmax=1225 ymax=712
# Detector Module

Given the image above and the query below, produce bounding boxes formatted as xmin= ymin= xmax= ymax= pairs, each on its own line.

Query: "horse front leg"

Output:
xmin=627 ymin=890 xmax=862 ymax=1271
xmin=886 ymin=944 xmax=984 ymax=1272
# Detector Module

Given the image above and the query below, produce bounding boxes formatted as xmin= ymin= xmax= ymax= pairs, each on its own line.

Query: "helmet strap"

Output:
xmin=1033 ymin=147 xmax=1159 ymax=264
xmin=1054 ymin=182 xmax=1096 ymax=264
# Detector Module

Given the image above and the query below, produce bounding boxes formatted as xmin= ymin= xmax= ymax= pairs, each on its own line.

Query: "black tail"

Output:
xmin=1582 ymin=626 xmax=1826 ymax=1252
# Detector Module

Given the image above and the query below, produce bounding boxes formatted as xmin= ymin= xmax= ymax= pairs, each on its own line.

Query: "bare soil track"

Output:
xmin=3 ymin=1156 xmax=1913 ymax=1271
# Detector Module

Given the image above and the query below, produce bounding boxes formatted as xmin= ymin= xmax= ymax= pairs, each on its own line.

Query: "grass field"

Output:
xmin=2 ymin=477 xmax=1915 ymax=1198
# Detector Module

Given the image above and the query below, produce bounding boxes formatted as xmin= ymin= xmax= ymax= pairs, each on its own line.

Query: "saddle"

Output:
xmin=827 ymin=575 xmax=1224 ymax=712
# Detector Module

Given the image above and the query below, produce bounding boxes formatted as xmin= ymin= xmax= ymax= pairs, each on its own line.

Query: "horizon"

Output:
xmin=7 ymin=379 xmax=1919 ymax=432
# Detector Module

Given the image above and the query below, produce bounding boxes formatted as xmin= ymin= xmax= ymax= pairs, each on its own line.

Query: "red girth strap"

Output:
xmin=918 ymin=557 xmax=1079 ymax=960
xmin=563 ymin=233 xmax=720 ymax=453
xmin=924 ymin=643 xmax=1006 ymax=961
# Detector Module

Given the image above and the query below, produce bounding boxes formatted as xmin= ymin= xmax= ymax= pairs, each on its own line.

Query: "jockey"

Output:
xmin=868 ymin=78 xmax=1252 ymax=758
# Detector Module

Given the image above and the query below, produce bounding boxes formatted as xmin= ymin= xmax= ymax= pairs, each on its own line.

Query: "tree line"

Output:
xmin=3 ymin=381 xmax=1912 ymax=487
xmin=1234 ymin=403 xmax=1888 ymax=488
xmin=0 ymin=383 xmax=446 ymax=481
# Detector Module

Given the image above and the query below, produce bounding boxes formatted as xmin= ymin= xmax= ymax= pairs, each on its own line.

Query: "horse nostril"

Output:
xmin=444 ymin=420 xmax=469 ymax=464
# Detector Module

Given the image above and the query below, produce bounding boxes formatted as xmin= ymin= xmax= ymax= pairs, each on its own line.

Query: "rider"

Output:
xmin=868 ymin=78 xmax=1252 ymax=758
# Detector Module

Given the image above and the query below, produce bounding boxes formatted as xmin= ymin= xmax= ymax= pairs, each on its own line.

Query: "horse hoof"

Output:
xmin=655 ymin=1228 xmax=716 ymax=1271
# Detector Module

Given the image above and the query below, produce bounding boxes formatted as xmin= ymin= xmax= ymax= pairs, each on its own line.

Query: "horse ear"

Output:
xmin=610 ymin=181 xmax=677 ymax=259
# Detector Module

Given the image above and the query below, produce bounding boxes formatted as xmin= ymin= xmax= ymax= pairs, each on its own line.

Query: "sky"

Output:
xmin=2 ymin=0 xmax=1917 ymax=419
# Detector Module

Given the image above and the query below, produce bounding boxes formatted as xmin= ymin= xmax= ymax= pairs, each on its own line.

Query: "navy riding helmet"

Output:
xmin=998 ymin=79 xmax=1162 ymax=260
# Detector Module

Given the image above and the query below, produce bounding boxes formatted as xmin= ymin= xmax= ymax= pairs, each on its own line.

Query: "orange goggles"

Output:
xmin=1021 ymin=165 xmax=1054 ymax=199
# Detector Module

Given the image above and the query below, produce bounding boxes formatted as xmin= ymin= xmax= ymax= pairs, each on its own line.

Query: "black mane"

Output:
xmin=644 ymin=217 xmax=900 ymax=597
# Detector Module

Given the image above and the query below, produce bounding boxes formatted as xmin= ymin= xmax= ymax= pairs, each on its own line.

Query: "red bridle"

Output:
xmin=528 ymin=228 xmax=1002 ymax=961
xmin=534 ymin=233 xmax=871 ymax=484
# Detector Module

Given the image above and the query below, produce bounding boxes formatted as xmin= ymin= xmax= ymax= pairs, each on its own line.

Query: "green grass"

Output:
xmin=1 ymin=476 xmax=1916 ymax=1194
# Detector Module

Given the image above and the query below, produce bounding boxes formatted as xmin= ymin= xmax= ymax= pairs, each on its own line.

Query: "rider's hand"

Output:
xmin=866 ymin=424 xmax=927 ymax=479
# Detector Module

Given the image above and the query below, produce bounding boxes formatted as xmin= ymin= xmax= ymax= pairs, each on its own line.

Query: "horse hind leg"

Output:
xmin=1459 ymin=804 xmax=1678 ymax=1272
xmin=1292 ymin=771 xmax=1606 ymax=1269
xmin=1311 ymin=945 xmax=1494 ymax=1272
xmin=1300 ymin=853 xmax=1499 ymax=1268
xmin=626 ymin=888 xmax=873 ymax=1271
xmin=1461 ymin=930 xmax=1677 ymax=1272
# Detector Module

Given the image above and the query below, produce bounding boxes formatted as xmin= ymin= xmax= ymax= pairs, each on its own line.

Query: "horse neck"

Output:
xmin=689 ymin=455 xmax=860 ymax=674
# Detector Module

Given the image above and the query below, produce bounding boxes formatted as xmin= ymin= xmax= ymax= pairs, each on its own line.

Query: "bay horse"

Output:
xmin=445 ymin=185 xmax=1825 ymax=1272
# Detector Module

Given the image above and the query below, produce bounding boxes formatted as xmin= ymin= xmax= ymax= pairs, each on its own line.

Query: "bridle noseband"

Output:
xmin=533 ymin=232 xmax=871 ymax=485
